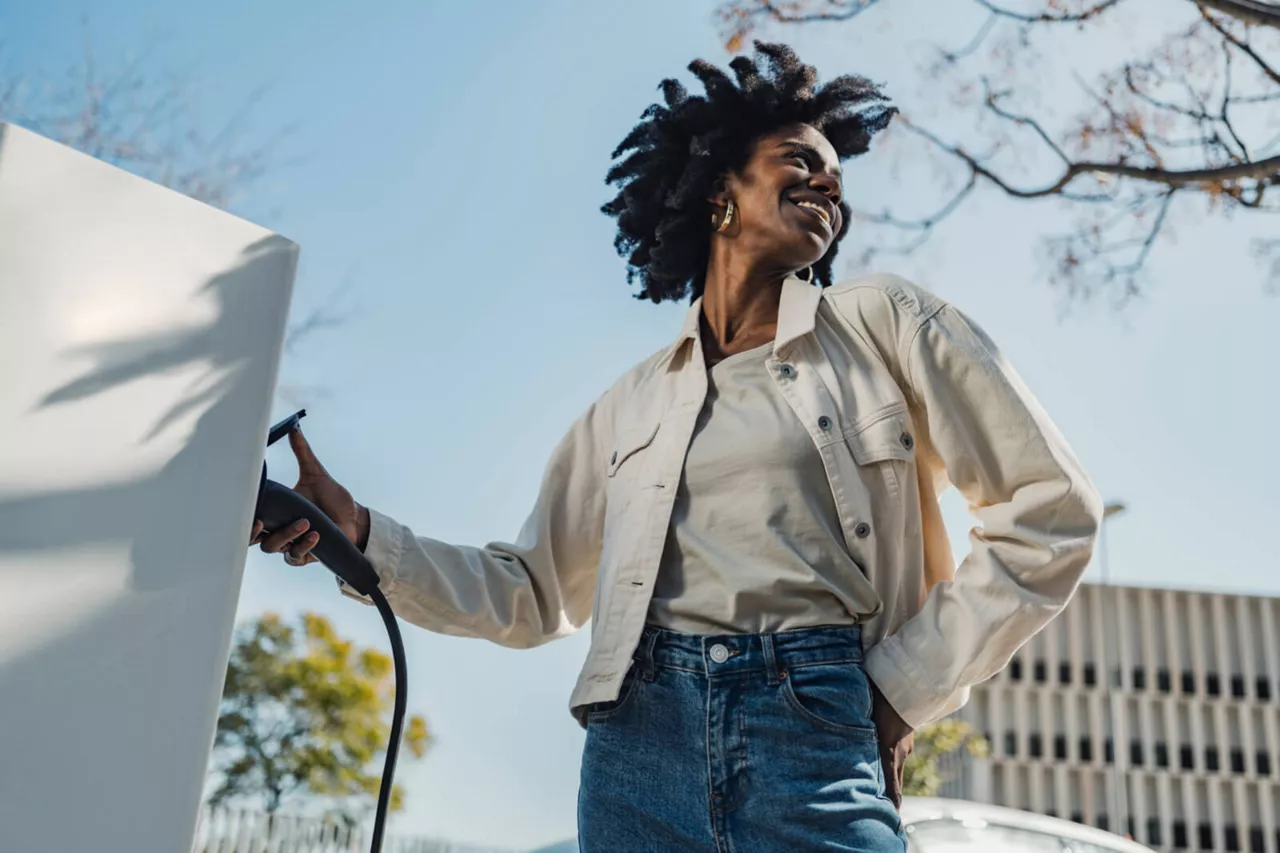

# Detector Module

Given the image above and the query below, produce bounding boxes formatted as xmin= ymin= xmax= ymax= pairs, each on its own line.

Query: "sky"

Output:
xmin=4 ymin=0 xmax=1278 ymax=849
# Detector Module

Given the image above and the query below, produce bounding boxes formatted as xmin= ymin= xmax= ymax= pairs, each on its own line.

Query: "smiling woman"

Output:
xmin=255 ymin=39 xmax=1101 ymax=853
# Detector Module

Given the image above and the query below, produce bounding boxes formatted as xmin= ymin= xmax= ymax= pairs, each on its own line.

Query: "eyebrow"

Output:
xmin=779 ymin=141 xmax=842 ymax=179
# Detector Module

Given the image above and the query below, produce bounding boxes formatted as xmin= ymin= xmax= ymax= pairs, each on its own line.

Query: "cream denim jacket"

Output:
xmin=347 ymin=272 xmax=1103 ymax=729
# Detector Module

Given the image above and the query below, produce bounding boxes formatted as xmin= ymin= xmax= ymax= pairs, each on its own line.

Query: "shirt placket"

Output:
xmin=765 ymin=340 xmax=870 ymax=561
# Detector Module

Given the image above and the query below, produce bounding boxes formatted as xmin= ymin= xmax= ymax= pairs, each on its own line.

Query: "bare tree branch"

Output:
xmin=714 ymin=0 xmax=1280 ymax=301
xmin=1195 ymin=0 xmax=1280 ymax=31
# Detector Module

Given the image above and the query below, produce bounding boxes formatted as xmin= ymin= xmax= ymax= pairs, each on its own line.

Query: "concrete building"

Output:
xmin=944 ymin=582 xmax=1280 ymax=852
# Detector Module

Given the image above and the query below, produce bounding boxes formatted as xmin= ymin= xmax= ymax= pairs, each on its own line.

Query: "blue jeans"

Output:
xmin=578 ymin=624 xmax=907 ymax=852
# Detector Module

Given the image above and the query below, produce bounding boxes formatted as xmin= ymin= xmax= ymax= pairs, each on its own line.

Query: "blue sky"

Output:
xmin=6 ymin=0 xmax=1278 ymax=848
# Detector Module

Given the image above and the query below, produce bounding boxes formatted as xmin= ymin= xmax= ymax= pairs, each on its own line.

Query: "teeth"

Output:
xmin=795 ymin=201 xmax=830 ymax=225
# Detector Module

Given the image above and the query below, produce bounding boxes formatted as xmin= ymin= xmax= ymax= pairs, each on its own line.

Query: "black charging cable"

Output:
xmin=367 ymin=587 xmax=406 ymax=853
xmin=255 ymin=409 xmax=405 ymax=853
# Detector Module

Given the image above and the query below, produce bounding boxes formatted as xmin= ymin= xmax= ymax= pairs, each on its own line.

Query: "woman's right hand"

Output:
xmin=248 ymin=428 xmax=371 ymax=566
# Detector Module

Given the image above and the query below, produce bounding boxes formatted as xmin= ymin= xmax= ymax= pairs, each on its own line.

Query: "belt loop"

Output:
xmin=639 ymin=629 xmax=659 ymax=682
xmin=763 ymin=634 xmax=782 ymax=685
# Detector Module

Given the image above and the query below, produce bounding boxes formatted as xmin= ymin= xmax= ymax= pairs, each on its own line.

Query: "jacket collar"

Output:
xmin=673 ymin=274 xmax=821 ymax=362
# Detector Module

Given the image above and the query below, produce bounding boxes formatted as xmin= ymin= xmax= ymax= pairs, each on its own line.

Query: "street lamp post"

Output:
xmin=1099 ymin=501 xmax=1128 ymax=835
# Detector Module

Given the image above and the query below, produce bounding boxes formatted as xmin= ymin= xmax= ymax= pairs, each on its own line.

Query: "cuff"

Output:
xmin=337 ymin=507 xmax=404 ymax=604
xmin=863 ymin=634 xmax=966 ymax=730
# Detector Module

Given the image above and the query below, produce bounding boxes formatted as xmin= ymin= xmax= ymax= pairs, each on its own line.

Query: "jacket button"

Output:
xmin=818 ymin=415 xmax=833 ymax=431
xmin=900 ymin=433 xmax=914 ymax=451
xmin=778 ymin=364 xmax=796 ymax=379
xmin=854 ymin=522 xmax=871 ymax=539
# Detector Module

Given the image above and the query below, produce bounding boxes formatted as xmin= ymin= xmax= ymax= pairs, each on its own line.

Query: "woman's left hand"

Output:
xmin=870 ymin=682 xmax=914 ymax=809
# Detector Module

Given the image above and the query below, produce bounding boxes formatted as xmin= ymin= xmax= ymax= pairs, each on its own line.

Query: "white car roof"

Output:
xmin=900 ymin=797 xmax=1155 ymax=852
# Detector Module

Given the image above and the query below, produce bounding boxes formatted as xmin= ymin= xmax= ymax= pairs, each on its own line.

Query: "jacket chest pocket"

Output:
xmin=843 ymin=406 xmax=916 ymax=502
xmin=607 ymin=420 xmax=661 ymax=480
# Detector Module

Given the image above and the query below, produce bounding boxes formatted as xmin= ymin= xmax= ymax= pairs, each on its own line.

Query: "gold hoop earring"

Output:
xmin=798 ymin=266 xmax=814 ymax=284
xmin=714 ymin=199 xmax=735 ymax=233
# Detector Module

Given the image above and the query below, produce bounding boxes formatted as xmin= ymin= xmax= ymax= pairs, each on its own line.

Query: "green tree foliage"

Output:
xmin=208 ymin=612 xmax=430 ymax=819
xmin=903 ymin=718 xmax=991 ymax=798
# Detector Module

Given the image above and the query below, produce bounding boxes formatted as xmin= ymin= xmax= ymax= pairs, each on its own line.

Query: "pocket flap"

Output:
xmin=845 ymin=408 xmax=915 ymax=465
xmin=608 ymin=421 xmax=660 ymax=477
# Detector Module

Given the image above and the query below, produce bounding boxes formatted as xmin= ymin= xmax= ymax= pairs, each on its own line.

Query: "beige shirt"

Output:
xmin=647 ymin=341 xmax=877 ymax=634
xmin=341 ymin=272 xmax=1103 ymax=729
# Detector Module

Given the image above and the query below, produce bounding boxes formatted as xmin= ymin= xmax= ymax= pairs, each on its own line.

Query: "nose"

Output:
xmin=811 ymin=172 xmax=842 ymax=205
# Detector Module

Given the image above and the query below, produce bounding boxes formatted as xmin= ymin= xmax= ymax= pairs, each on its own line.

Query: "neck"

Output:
xmin=700 ymin=246 xmax=787 ymax=356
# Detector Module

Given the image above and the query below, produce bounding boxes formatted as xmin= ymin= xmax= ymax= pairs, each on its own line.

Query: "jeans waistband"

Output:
xmin=633 ymin=623 xmax=864 ymax=681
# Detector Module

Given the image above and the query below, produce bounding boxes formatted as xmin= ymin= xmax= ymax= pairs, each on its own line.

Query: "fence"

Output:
xmin=193 ymin=807 xmax=519 ymax=853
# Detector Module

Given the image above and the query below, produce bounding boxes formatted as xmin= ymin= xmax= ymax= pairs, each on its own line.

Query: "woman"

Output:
xmin=251 ymin=42 xmax=1102 ymax=852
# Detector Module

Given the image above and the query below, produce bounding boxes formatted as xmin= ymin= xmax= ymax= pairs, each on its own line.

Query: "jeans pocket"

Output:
xmin=585 ymin=667 xmax=643 ymax=722
xmin=780 ymin=660 xmax=878 ymax=738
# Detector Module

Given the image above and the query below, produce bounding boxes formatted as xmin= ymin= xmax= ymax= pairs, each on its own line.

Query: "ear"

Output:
xmin=705 ymin=175 xmax=730 ymax=208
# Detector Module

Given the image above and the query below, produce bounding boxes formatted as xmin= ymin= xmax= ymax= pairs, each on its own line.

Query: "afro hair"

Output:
xmin=602 ymin=41 xmax=897 ymax=303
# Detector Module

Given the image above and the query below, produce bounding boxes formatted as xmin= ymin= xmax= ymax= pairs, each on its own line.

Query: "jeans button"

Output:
xmin=709 ymin=643 xmax=730 ymax=663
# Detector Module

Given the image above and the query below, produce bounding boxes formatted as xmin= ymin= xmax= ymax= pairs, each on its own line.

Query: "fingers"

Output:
xmin=285 ymin=531 xmax=321 ymax=565
xmin=259 ymin=518 xmax=311 ymax=555
xmin=288 ymin=428 xmax=328 ymax=477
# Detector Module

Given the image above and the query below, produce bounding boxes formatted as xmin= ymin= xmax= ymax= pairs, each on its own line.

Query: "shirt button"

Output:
xmin=818 ymin=415 xmax=833 ymax=431
xmin=709 ymin=644 xmax=730 ymax=663
xmin=778 ymin=364 xmax=796 ymax=380
xmin=900 ymin=433 xmax=914 ymax=451
xmin=854 ymin=522 xmax=872 ymax=539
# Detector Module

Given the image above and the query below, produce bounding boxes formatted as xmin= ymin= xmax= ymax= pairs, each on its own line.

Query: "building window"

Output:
xmin=1231 ymin=675 xmax=1247 ymax=699
xmin=1199 ymin=822 xmax=1215 ymax=849
xmin=1257 ymin=677 xmax=1272 ymax=701
xmin=1070 ymin=812 xmax=1084 ymax=824
xmin=1182 ymin=670 xmax=1196 ymax=694
xmin=1029 ymin=733 xmax=1043 ymax=759
xmin=1181 ymin=744 xmax=1196 ymax=770
xmin=1225 ymin=824 xmax=1240 ymax=851
xmin=1132 ymin=667 xmax=1147 ymax=691
xmin=1130 ymin=740 xmax=1145 ymax=766
xmin=1173 ymin=820 xmax=1188 ymax=849
xmin=1080 ymin=737 xmax=1094 ymax=762
xmin=1157 ymin=667 xmax=1172 ymax=693
xmin=1009 ymin=657 xmax=1023 ymax=681
xmin=1004 ymin=731 xmax=1018 ymax=757
xmin=1207 ymin=672 xmax=1222 ymax=697
xmin=1147 ymin=818 xmax=1163 ymax=847
xmin=1034 ymin=659 xmax=1047 ymax=683
xmin=1256 ymin=750 xmax=1271 ymax=776
xmin=1231 ymin=748 xmax=1246 ymax=774
xmin=1206 ymin=746 xmax=1221 ymax=772
xmin=1083 ymin=662 xmax=1097 ymax=687
xmin=1249 ymin=826 xmax=1265 ymax=852
xmin=1054 ymin=734 xmax=1068 ymax=760
xmin=1096 ymin=813 xmax=1110 ymax=832
xmin=1059 ymin=662 xmax=1071 ymax=685
xmin=1104 ymin=737 xmax=1115 ymax=764
xmin=1155 ymin=742 xmax=1170 ymax=768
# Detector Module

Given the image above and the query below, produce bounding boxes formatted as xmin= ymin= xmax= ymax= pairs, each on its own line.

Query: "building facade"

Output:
xmin=944 ymin=583 xmax=1280 ymax=852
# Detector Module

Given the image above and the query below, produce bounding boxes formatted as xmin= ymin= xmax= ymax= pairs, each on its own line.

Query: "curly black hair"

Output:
xmin=602 ymin=41 xmax=897 ymax=304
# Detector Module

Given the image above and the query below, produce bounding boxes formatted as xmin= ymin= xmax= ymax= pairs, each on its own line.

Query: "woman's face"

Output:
xmin=715 ymin=123 xmax=845 ymax=273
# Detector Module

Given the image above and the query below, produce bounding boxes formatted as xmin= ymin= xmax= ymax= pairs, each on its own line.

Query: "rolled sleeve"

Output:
xmin=863 ymin=302 xmax=1103 ymax=728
